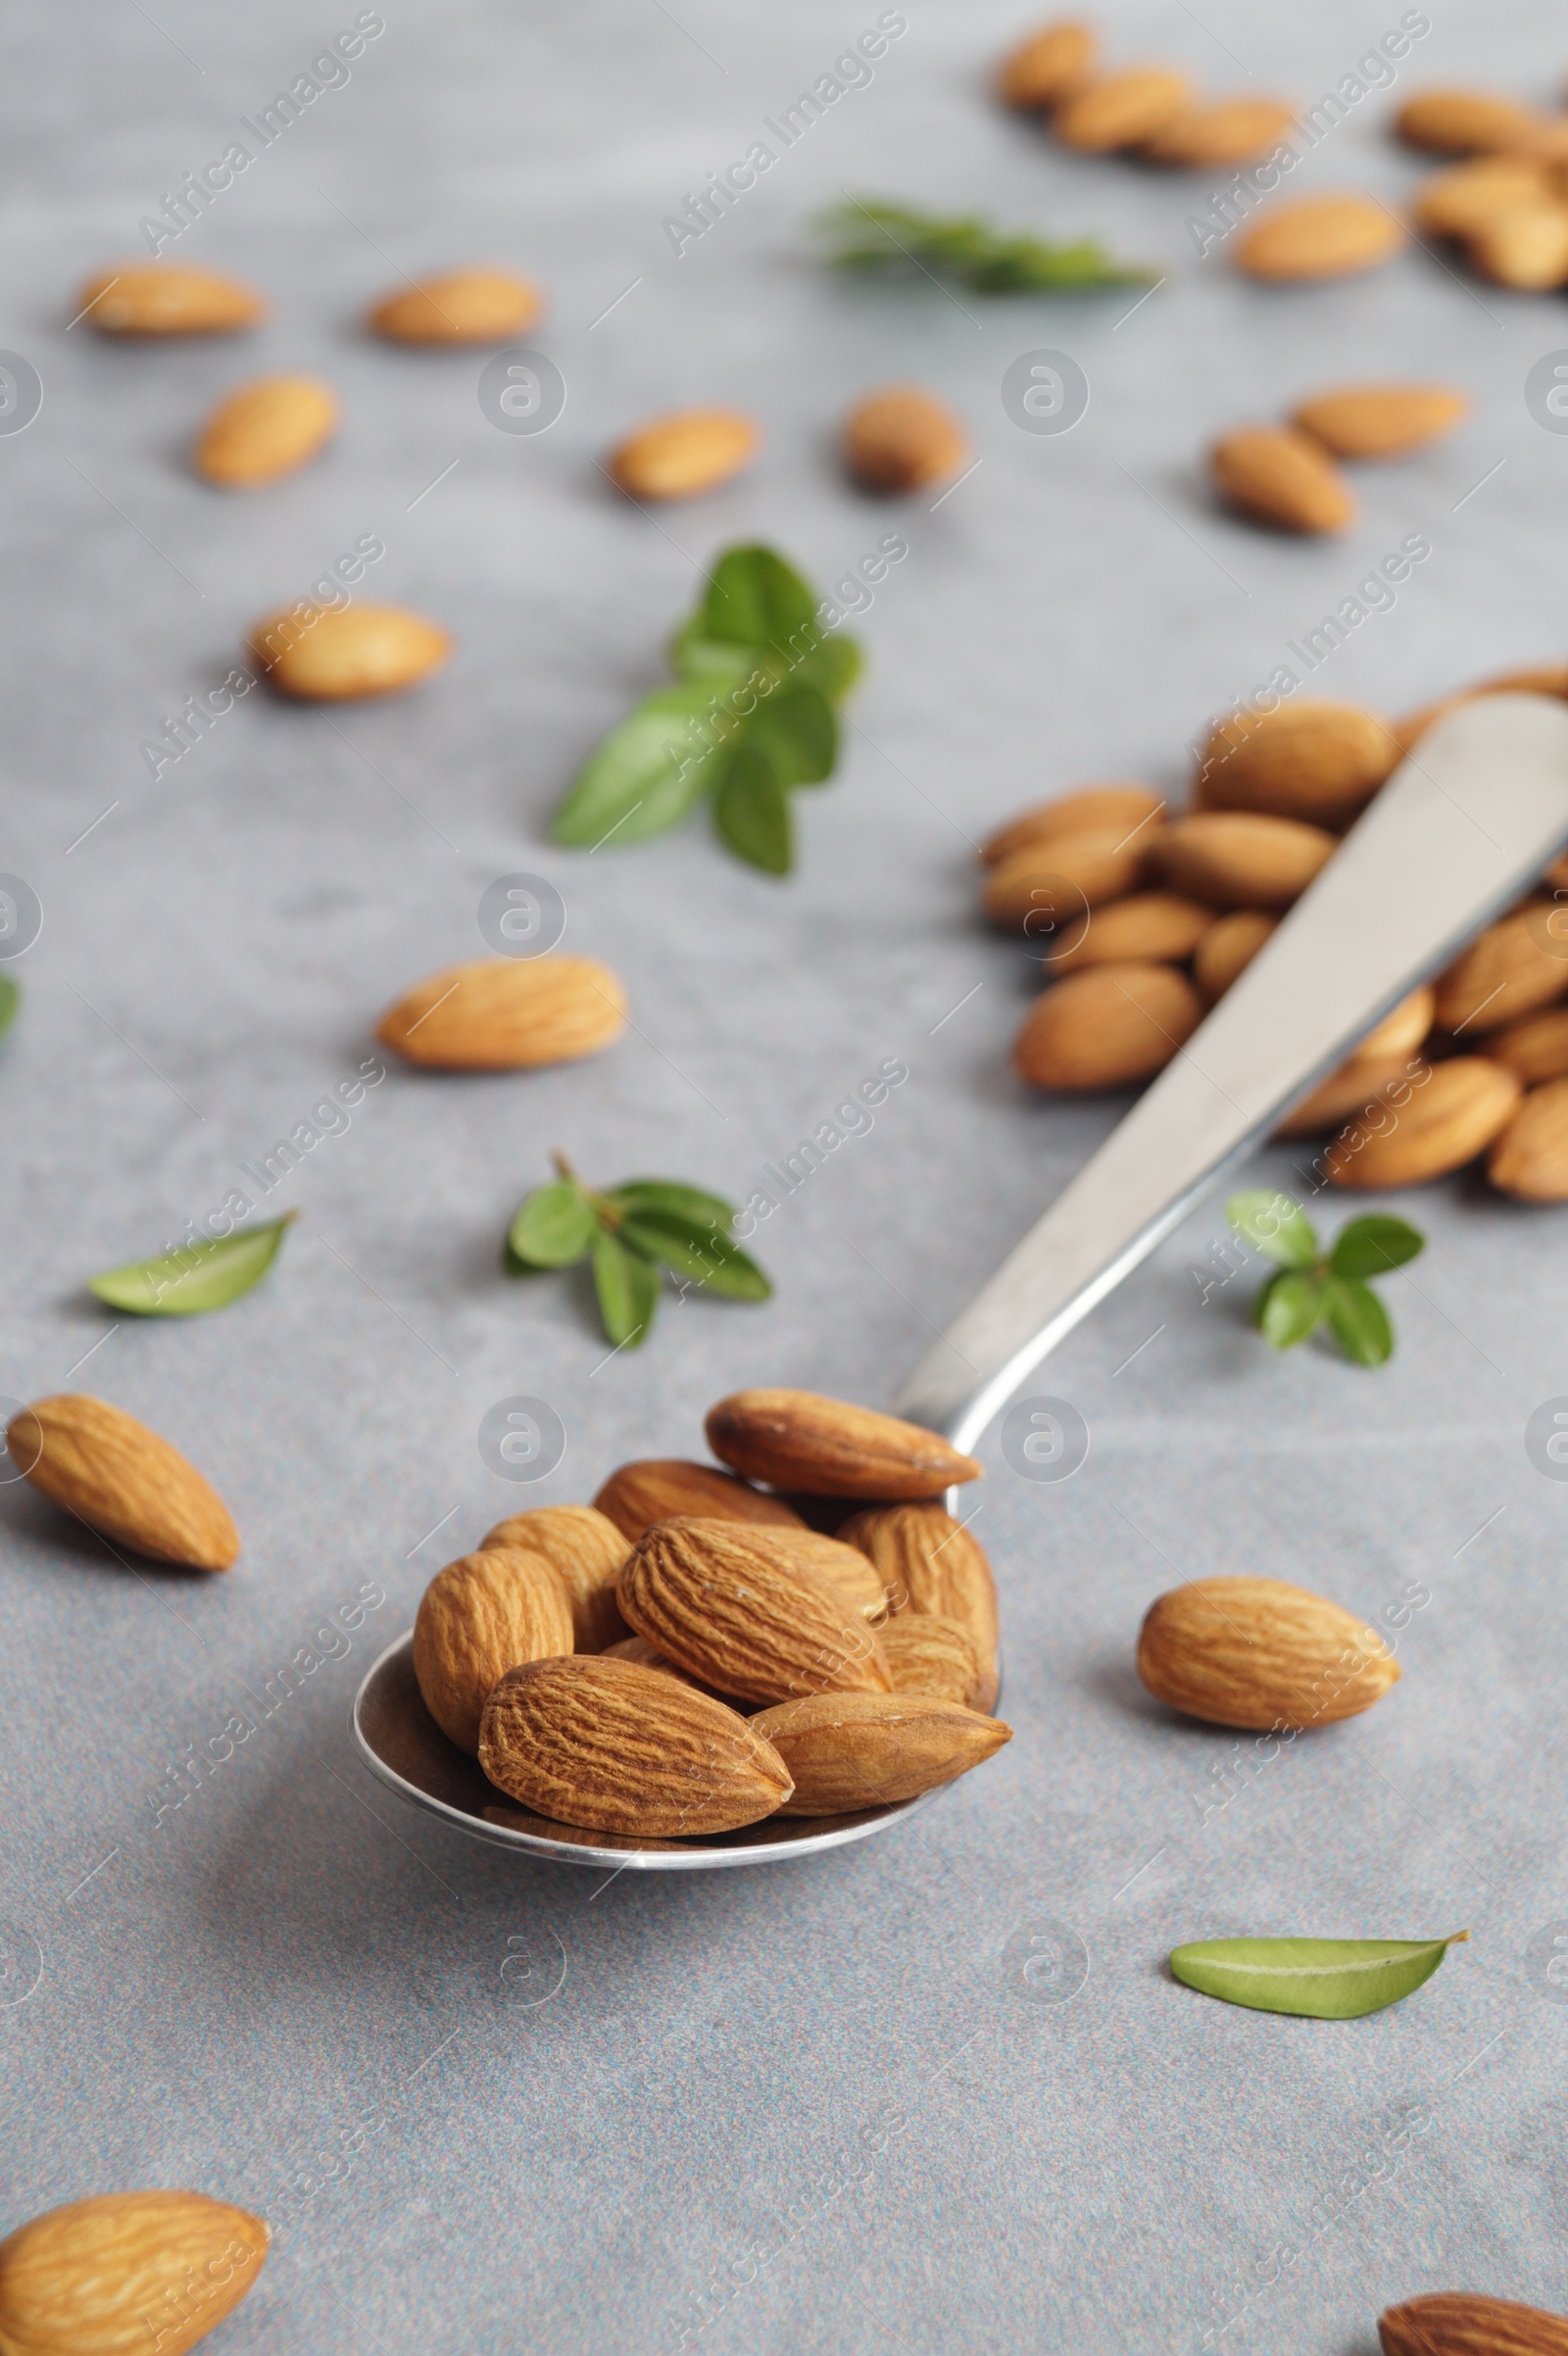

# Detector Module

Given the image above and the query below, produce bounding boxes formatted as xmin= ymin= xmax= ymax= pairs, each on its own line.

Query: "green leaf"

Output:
xmin=747 ymin=683 xmax=837 ymax=787
xmin=0 ymin=974 xmax=19 ymax=1041
xmin=1330 ymin=1215 xmax=1425 ymax=1281
xmin=86 ymin=1214 xmax=297 ymax=1317
xmin=1169 ymin=1932 xmax=1467 ymax=2020
xmin=592 ymin=1229 xmax=661 ymax=1349
xmin=1323 ymin=1275 xmax=1395 ymax=1368
xmin=694 ymin=545 xmax=819 ymax=654
xmin=507 ymin=1180 xmax=596 ymax=1268
xmin=666 ymin=626 xmax=768 ymax=691
xmin=616 ymin=1211 xmax=772 ymax=1301
xmin=1227 ymin=1190 xmax=1318 ymax=1268
xmin=713 ymin=743 xmax=793 ymax=874
xmin=1255 ymin=1271 xmax=1326 ymax=1350
xmin=601 ymin=1179 xmax=738 ymax=1228
xmin=552 ymin=683 xmax=730 ymax=848
xmin=793 ymin=632 xmax=862 ymax=706
xmin=815 ymin=198 xmax=1155 ymax=293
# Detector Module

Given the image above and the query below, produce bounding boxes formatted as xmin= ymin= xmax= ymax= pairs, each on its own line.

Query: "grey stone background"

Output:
xmin=3 ymin=2 xmax=1568 ymax=2348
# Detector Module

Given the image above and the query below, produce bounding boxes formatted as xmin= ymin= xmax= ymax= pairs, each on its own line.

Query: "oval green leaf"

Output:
xmin=696 ymin=545 xmax=818 ymax=653
xmin=1330 ymin=1213 xmax=1425 ymax=1280
xmin=1323 ymin=1274 xmax=1395 ymax=1367
xmin=0 ymin=974 xmax=19 ymax=1041
xmin=749 ymin=683 xmax=837 ymax=786
xmin=666 ymin=626 xmax=767 ymax=689
xmin=508 ymin=1180 xmax=596 ymax=1268
xmin=601 ymin=1179 xmax=738 ymax=1228
xmin=552 ymin=683 xmax=728 ymax=849
xmin=616 ymin=1212 xmax=771 ymax=1301
xmin=1227 ymin=1189 xmax=1317 ymax=1268
xmin=87 ymin=1213 xmax=297 ymax=1317
xmin=793 ymin=631 xmax=862 ymax=706
xmin=592 ymin=1229 xmax=661 ymax=1350
xmin=1170 ymin=1932 xmax=1467 ymax=2019
xmin=1255 ymin=1270 xmax=1325 ymax=1350
xmin=714 ymin=744 xmax=792 ymax=874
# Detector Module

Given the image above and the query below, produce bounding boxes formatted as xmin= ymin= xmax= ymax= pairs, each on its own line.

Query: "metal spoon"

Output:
xmin=353 ymin=695 xmax=1568 ymax=1871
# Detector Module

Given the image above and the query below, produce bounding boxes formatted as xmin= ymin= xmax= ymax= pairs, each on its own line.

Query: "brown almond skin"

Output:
xmin=1416 ymin=155 xmax=1556 ymax=238
xmin=878 ymin=1614 xmax=986 ymax=1708
xmin=617 ymin=1520 xmax=892 ymax=1704
xmin=249 ymin=603 xmax=451 ymax=700
xmin=996 ymin=19 xmax=1096 ymax=111
xmin=1236 ymin=194 xmax=1406 ymax=281
xmin=1154 ymin=811 xmax=1336 ymax=909
xmin=1197 ymin=701 xmax=1399 ymax=828
xmin=1487 ymin=1006 xmax=1568 ymax=1084
xmin=981 ymin=824 xmax=1152 ymax=929
xmin=1013 ymin=960 xmax=1201 ymax=1093
xmin=1435 ymin=909 xmax=1568 ymax=1033
xmin=479 ymin=1655 xmax=792 ymax=1836
xmin=752 ymin=1691 xmax=1010 ymax=1815
xmin=76 ymin=262 xmax=266 ymax=335
xmin=1360 ymin=985 xmax=1439 ymax=1062
xmin=843 ymin=386 xmax=966 ymax=494
xmin=1194 ymin=909 xmax=1277 ymax=1001
xmin=706 ymin=1388 xmax=981 ymax=1499
xmin=1137 ymin=1575 xmax=1399 ymax=1731
xmin=7 ymin=1394 xmax=239 ymax=1570
xmin=369 ymin=266 xmax=543 ymax=345
xmin=602 ymin=1633 xmax=738 ymax=1702
xmin=1142 ymin=98 xmax=1296 ymax=169
xmin=1326 ymin=1058 xmax=1522 ymax=1188
xmin=375 ymin=954 xmax=627 ymax=1070
xmin=1379 ymin=2291 xmax=1568 ymax=2356
xmin=1049 ymin=892 xmax=1213 ymax=975
xmin=1211 ymin=426 xmax=1356 ymax=535
xmin=1488 ymin=1077 xmax=1568 ymax=1201
xmin=1396 ymin=89 xmax=1553 ymax=156
xmin=980 ymin=783 xmax=1164 ymax=867
xmin=0 ymin=2189 xmax=270 ymax=2356
xmin=479 ymin=1504 xmax=630 ymax=1650
xmin=1054 ymin=65 xmax=1192 ymax=152
xmin=609 ymin=409 xmax=760 ymax=501
xmin=838 ymin=1502 xmax=1000 ymax=1709
xmin=412 ymin=1547 xmax=574 ymax=1753
xmin=1469 ymin=205 xmax=1568 ymax=289
xmin=1292 ymin=382 xmax=1470 ymax=461
xmin=592 ymin=1459 xmax=805 ymax=1544
xmin=760 ymin=1527 xmax=890 ymax=1621
xmin=1274 ymin=1054 xmax=1414 ymax=1139
xmin=194 ymin=375 xmax=339 ymax=488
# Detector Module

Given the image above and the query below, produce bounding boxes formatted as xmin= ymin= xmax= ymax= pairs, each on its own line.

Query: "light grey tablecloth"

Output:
xmin=4 ymin=3 xmax=1568 ymax=2348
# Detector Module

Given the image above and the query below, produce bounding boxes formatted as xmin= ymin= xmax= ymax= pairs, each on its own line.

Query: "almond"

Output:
xmin=249 ymin=602 xmax=451 ymax=700
xmin=997 ymin=19 xmax=1096 ymax=111
xmin=591 ymin=1458 xmax=805 ymax=1543
xmin=1236 ymin=193 xmax=1406 ymax=281
xmin=705 ymin=1388 xmax=981 ymax=1499
xmin=1137 ymin=1575 xmax=1399 ymax=1731
xmin=1468 ymin=204 xmax=1568 ymax=287
xmin=1379 ymin=2291 xmax=1568 ymax=2356
xmin=837 ymin=1501 xmax=1001 ymax=1708
xmin=1397 ymin=88 xmax=1554 ymax=155
xmin=1054 ymin=65 xmax=1193 ymax=152
xmin=6 ymin=1394 xmax=239 ymax=1570
xmin=1486 ymin=1006 xmax=1568 ymax=1083
xmin=412 ymin=1547 xmax=574 ymax=1753
xmin=375 ymin=954 xmax=627 ymax=1069
xmin=1435 ymin=909 xmax=1568 ymax=1032
xmin=609 ymin=408 xmax=760 ymax=501
xmin=1048 ymin=891 xmax=1213 ymax=974
xmin=1415 ymin=155 xmax=1557 ymax=238
xmin=1395 ymin=663 xmax=1568 ymax=753
xmin=1153 ymin=811 xmax=1336 ymax=908
xmin=1292 ymin=381 xmax=1470 ymax=460
xmin=980 ymin=783 xmax=1165 ymax=866
xmin=1193 ymin=909 xmax=1277 ymax=1001
xmin=0 ymin=2188 xmax=269 ymax=2355
xmin=843 ymin=386 xmax=966 ymax=494
xmin=618 ymin=1519 xmax=893 ymax=1703
xmin=194 ymin=375 xmax=340 ymax=488
xmin=752 ymin=1691 xmax=1010 ymax=1815
xmin=479 ymin=1504 xmax=630 ymax=1649
xmin=76 ymin=262 xmax=265 ymax=336
xmin=1141 ymin=97 xmax=1296 ymax=168
xmin=1196 ymin=701 xmax=1399 ymax=828
xmin=1013 ymin=960 xmax=1201 ymax=1092
xmin=601 ymin=1632 xmax=736 ymax=1700
xmin=1487 ymin=1077 xmax=1568 ymax=1200
xmin=1326 ymin=1057 xmax=1522 ymax=1187
xmin=1274 ymin=1053 xmax=1414 ymax=1139
xmin=1211 ymin=426 xmax=1356 ymax=535
xmin=761 ymin=1527 xmax=890 ymax=1621
xmin=1360 ymin=985 xmax=1439 ymax=1061
xmin=878 ymin=1613 xmax=986 ymax=1708
xmin=981 ymin=824 xmax=1152 ymax=930
xmin=368 ymin=266 xmax=543 ymax=345
xmin=479 ymin=1654 xmax=793 ymax=1836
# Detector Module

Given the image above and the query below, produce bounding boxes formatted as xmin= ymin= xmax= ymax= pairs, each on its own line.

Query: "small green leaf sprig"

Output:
xmin=552 ymin=545 xmax=862 ymax=876
xmin=86 ymin=1213 xmax=297 ymax=1316
xmin=506 ymin=1155 xmax=771 ymax=1350
xmin=0 ymin=976 xmax=19 ymax=1041
xmin=1170 ymin=1931 xmax=1467 ymax=2020
xmin=815 ymin=198 xmax=1155 ymax=293
xmin=1226 ymin=1192 xmax=1424 ymax=1368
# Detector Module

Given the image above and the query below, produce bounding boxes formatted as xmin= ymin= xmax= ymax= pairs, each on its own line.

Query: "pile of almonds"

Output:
xmin=410 ymin=1389 xmax=1011 ymax=1842
xmin=1211 ymin=379 xmax=1469 ymax=539
xmin=983 ymin=676 xmax=1568 ymax=1199
xmin=1400 ymin=87 xmax=1568 ymax=288
xmin=998 ymin=16 xmax=1294 ymax=170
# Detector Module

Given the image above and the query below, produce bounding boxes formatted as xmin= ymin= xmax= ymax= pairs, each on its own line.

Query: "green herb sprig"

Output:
xmin=86 ymin=1212 xmax=298 ymax=1316
xmin=816 ymin=198 xmax=1155 ymax=293
xmin=506 ymin=1155 xmax=770 ymax=1350
xmin=552 ymin=545 xmax=861 ymax=876
xmin=0 ymin=975 xmax=19 ymax=1040
xmin=1226 ymin=1192 xmax=1424 ymax=1368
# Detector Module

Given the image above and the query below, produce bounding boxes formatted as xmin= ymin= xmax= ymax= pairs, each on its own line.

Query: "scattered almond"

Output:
xmin=1196 ymin=701 xmax=1399 ymax=828
xmin=1137 ymin=1574 xmax=1399 ymax=1730
xmin=1142 ymin=97 xmax=1296 ymax=169
xmin=1379 ymin=2290 xmax=1568 ymax=2356
xmin=609 ymin=408 xmax=760 ymax=501
xmin=194 ymin=374 xmax=340 ymax=488
xmin=705 ymin=1388 xmax=981 ymax=1498
xmin=616 ymin=1519 xmax=892 ymax=1704
xmin=1054 ymin=65 xmax=1193 ymax=151
xmin=0 ymin=2189 xmax=269 ymax=2356
xmin=997 ymin=19 xmax=1097 ymax=111
xmin=752 ymin=1691 xmax=1011 ymax=1814
xmin=980 ymin=783 xmax=1164 ymax=866
xmin=1434 ymin=908 xmax=1568 ymax=1032
xmin=1048 ymin=891 xmax=1213 ymax=974
xmin=375 ymin=954 xmax=627 ymax=1070
xmin=1153 ymin=811 xmax=1336 ymax=908
xmin=1193 ymin=909 xmax=1278 ymax=1001
xmin=1012 ymin=960 xmax=1201 ymax=1092
xmin=76 ymin=261 xmax=266 ymax=335
xmin=369 ymin=266 xmax=543 ymax=345
xmin=249 ymin=602 xmax=451 ymax=699
xmin=1415 ymin=154 xmax=1557 ymax=238
xmin=981 ymin=824 xmax=1152 ymax=929
xmin=878 ymin=1613 xmax=986 ymax=1708
xmin=412 ymin=1547 xmax=574 ymax=1753
xmin=1326 ymin=1057 xmax=1522 ymax=1187
xmin=843 ymin=386 xmax=966 ymax=494
xmin=1211 ymin=425 xmax=1356 ymax=535
xmin=479 ymin=1504 xmax=630 ymax=1650
xmin=1292 ymin=381 xmax=1470 ymax=460
xmin=1486 ymin=1006 xmax=1568 ymax=1084
xmin=837 ymin=1501 xmax=1001 ymax=1709
xmin=6 ymin=1393 xmax=239 ymax=1571
xmin=1469 ymin=204 xmax=1568 ymax=288
xmin=1487 ymin=1077 xmax=1568 ymax=1200
xmin=1235 ymin=193 xmax=1406 ymax=281
xmin=1396 ymin=88 xmax=1554 ymax=155
xmin=591 ymin=1458 xmax=805 ymax=1543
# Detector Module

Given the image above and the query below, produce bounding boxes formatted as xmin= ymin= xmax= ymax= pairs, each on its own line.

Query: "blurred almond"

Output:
xmin=617 ymin=1518 xmax=892 ymax=1703
xmin=1048 ymin=891 xmax=1212 ymax=974
xmin=479 ymin=1504 xmax=630 ymax=1649
xmin=996 ymin=19 xmax=1096 ymax=110
xmin=1054 ymin=65 xmax=1192 ymax=151
xmin=1193 ymin=908 xmax=1277 ymax=1001
xmin=610 ymin=408 xmax=760 ymax=500
xmin=980 ymin=783 xmax=1164 ymax=866
xmin=1211 ymin=426 xmax=1356 ymax=535
xmin=376 ymin=954 xmax=627 ymax=1069
xmin=1236 ymin=193 xmax=1406 ymax=281
xmin=1138 ymin=1575 xmax=1399 ymax=1730
xmin=1487 ymin=1005 xmax=1568 ymax=1083
xmin=1142 ymin=97 xmax=1296 ymax=168
xmin=843 ymin=385 xmax=966 ymax=493
xmin=706 ymin=1388 xmax=981 ymax=1499
xmin=369 ymin=265 xmax=543 ymax=344
xmin=1396 ymin=88 xmax=1553 ymax=155
xmin=1434 ymin=908 xmax=1568 ymax=1032
xmin=1274 ymin=1053 xmax=1414 ymax=1139
xmin=250 ymin=602 xmax=451 ymax=699
xmin=837 ymin=1501 xmax=1001 ymax=1708
xmin=1154 ymin=811 xmax=1336 ymax=908
xmin=981 ymin=823 xmax=1152 ymax=929
xmin=1359 ymin=986 xmax=1438 ymax=1061
xmin=1488 ymin=1076 xmax=1568 ymax=1200
xmin=1292 ymin=381 xmax=1470 ymax=459
xmin=0 ymin=2189 xmax=269 ymax=2356
xmin=195 ymin=374 xmax=339 ymax=488
xmin=878 ymin=1613 xmax=986 ymax=1707
xmin=77 ymin=261 xmax=265 ymax=335
xmin=591 ymin=1458 xmax=805 ymax=1543
xmin=1196 ymin=701 xmax=1399 ymax=827
xmin=1012 ymin=960 xmax=1201 ymax=1092
xmin=753 ymin=1691 xmax=1010 ymax=1814
xmin=1416 ymin=154 xmax=1557 ymax=237
xmin=413 ymin=1547 xmax=573 ymax=1753
xmin=1379 ymin=2290 xmax=1568 ymax=2356
xmin=1469 ymin=203 xmax=1568 ymax=287
xmin=6 ymin=1393 xmax=239 ymax=1570
xmin=1326 ymin=1057 xmax=1521 ymax=1187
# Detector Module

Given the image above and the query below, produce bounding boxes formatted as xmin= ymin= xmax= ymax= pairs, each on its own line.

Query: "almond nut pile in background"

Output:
xmin=1211 ymin=381 xmax=1470 ymax=537
xmin=983 ymin=676 xmax=1568 ymax=1202
xmin=1400 ymin=83 xmax=1568 ymax=288
xmin=998 ymin=16 xmax=1294 ymax=170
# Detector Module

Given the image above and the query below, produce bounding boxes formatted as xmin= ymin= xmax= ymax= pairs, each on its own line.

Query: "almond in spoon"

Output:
xmin=751 ymin=1691 xmax=1010 ymax=1814
xmin=617 ymin=1519 xmax=893 ymax=1703
xmin=412 ymin=1547 xmax=574 ymax=1752
xmin=705 ymin=1388 xmax=981 ymax=1498
xmin=479 ymin=1504 xmax=630 ymax=1649
xmin=1013 ymin=961 xmax=1201 ymax=1093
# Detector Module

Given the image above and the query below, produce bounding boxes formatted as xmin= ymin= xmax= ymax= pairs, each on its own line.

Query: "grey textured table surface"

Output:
xmin=4 ymin=3 xmax=1568 ymax=2350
